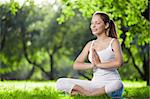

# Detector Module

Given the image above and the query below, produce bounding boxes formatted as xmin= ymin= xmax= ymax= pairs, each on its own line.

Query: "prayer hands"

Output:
xmin=92 ymin=48 xmax=101 ymax=67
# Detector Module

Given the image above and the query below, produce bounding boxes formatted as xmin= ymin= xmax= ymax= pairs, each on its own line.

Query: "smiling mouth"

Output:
xmin=92 ymin=29 xmax=97 ymax=32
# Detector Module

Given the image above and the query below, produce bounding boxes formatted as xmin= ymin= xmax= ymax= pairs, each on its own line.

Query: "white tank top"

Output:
xmin=88 ymin=39 xmax=121 ymax=80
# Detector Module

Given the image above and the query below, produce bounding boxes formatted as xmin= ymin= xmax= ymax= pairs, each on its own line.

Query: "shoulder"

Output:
xmin=111 ymin=38 xmax=121 ymax=48
xmin=109 ymin=37 xmax=119 ymax=44
xmin=85 ymin=40 xmax=93 ymax=47
xmin=113 ymin=38 xmax=120 ymax=44
xmin=83 ymin=40 xmax=94 ymax=50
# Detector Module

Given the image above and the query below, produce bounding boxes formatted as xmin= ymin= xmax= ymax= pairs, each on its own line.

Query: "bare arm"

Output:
xmin=73 ymin=41 xmax=94 ymax=70
xmin=94 ymin=39 xmax=123 ymax=69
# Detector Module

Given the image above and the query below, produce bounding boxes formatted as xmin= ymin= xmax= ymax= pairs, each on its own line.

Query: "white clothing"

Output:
xmin=88 ymin=39 xmax=121 ymax=80
xmin=56 ymin=77 xmax=123 ymax=94
xmin=56 ymin=38 xmax=123 ymax=95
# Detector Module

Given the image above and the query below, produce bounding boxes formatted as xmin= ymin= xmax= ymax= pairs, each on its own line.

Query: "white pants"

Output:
xmin=56 ymin=75 xmax=123 ymax=95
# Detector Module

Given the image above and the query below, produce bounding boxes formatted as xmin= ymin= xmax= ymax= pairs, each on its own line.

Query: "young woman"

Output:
xmin=56 ymin=11 xmax=124 ymax=98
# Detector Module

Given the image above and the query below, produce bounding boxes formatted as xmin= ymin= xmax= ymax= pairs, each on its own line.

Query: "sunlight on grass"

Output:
xmin=123 ymin=80 xmax=149 ymax=99
xmin=0 ymin=81 xmax=56 ymax=91
xmin=123 ymin=80 xmax=147 ymax=88
xmin=0 ymin=80 xmax=149 ymax=99
xmin=0 ymin=80 xmax=72 ymax=99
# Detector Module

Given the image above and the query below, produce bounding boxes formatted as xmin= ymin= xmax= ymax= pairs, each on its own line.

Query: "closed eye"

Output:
xmin=90 ymin=22 xmax=101 ymax=25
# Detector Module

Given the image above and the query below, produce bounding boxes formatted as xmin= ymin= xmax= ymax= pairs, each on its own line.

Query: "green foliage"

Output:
xmin=123 ymin=81 xmax=149 ymax=98
xmin=0 ymin=0 xmax=92 ymax=79
xmin=58 ymin=0 xmax=149 ymax=47
xmin=0 ymin=1 xmax=37 ymax=74
xmin=58 ymin=0 xmax=150 ymax=82
xmin=0 ymin=0 xmax=149 ymax=81
xmin=0 ymin=81 xmax=149 ymax=99
xmin=9 ymin=0 xmax=21 ymax=15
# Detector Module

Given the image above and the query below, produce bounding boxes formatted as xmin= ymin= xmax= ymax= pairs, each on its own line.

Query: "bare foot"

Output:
xmin=71 ymin=91 xmax=79 ymax=96
xmin=80 ymin=89 xmax=92 ymax=96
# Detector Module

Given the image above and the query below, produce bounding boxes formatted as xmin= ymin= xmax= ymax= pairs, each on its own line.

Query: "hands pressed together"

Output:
xmin=91 ymin=47 xmax=101 ymax=68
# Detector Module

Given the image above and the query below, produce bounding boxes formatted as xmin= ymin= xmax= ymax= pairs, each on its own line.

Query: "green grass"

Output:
xmin=0 ymin=80 xmax=149 ymax=99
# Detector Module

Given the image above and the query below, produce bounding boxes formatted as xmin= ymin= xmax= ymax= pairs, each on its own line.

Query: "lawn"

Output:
xmin=0 ymin=80 xmax=149 ymax=99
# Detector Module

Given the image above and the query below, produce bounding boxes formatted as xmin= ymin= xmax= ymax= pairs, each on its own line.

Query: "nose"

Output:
xmin=90 ymin=23 xmax=96 ymax=29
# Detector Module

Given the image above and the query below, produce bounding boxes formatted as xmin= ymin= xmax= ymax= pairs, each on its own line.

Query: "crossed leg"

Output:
xmin=70 ymin=80 xmax=123 ymax=96
xmin=56 ymin=78 xmax=123 ymax=97
xmin=71 ymin=84 xmax=106 ymax=96
xmin=56 ymin=78 xmax=92 ymax=95
xmin=71 ymin=84 xmax=91 ymax=96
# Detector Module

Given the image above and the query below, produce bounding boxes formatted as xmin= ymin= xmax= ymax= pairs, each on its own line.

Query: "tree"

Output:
xmin=58 ymin=0 xmax=150 ymax=85
xmin=0 ymin=0 xmax=92 ymax=80
xmin=0 ymin=0 xmax=149 ymax=84
xmin=0 ymin=1 xmax=27 ymax=79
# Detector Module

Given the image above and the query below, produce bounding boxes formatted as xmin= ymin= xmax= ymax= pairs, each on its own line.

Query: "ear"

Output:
xmin=105 ymin=23 xmax=109 ymax=29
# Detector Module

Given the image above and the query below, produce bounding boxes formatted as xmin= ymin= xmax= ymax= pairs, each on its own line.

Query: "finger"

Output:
xmin=92 ymin=49 xmax=99 ymax=63
xmin=92 ymin=49 xmax=101 ymax=64
xmin=93 ymin=49 xmax=97 ymax=57
xmin=92 ymin=49 xmax=95 ymax=59
xmin=92 ymin=56 xmax=95 ymax=62
xmin=92 ymin=58 xmax=96 ymax=64
xmin=93 ymin=51 xmax=98 ymax=59
xmin=93 ymin=50 xmax=100 ymax=59
xmin=93 ymin=51 xmax=101 ymax=63
xmin=93 ymin=49 xmax=98 ymax=56
xmin=92 ymin=47 xmax=94 ymax=52
xmin=91 ymin=59 xmax=94 ymax=64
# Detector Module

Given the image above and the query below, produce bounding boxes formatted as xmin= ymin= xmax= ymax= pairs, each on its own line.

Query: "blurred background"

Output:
xmin=0 ymin=0 xmax=149 ymax=86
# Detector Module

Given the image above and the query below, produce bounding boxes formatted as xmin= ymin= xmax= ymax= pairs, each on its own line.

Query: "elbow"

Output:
xmin=116 ymin=60 xmax=123 ymax=67
xmin=121 ymin=60 xmax=124 ymax=66
xmin=73 ymin=62 xmax=78 ymax=70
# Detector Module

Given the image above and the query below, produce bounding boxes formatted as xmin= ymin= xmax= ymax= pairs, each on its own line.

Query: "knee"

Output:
xmin=106 ymin=81 xmax=124 ymax=98
xmin=114 ymin=80 xmax=123 ymax=90
xmin=111 ymin=80 xmax=123 ymax=91
xmin=56 ymin=78 xmax=69 ymax=90
xmin=56 ymin=78 xmax=65 ymax=89
xmin=105 ymin=80 xmax=123 ymax=93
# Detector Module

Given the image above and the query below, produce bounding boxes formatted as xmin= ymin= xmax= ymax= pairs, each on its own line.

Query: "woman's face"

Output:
xmin=90 ymin=15 xmax=106 ymax=35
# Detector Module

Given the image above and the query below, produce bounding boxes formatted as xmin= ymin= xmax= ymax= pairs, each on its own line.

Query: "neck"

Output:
xmin=96 ymin=32 xmax=108 ymax=41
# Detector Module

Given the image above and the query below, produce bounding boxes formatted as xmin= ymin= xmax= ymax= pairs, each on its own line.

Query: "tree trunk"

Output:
xmin=127 ymin=48 xmax=144 ymax=79
xmin=25 ymin=66 xmax=35 ymax=79
xmin=0 ymin=28 xmax=6 ymax=51
xmin=49 ymin=54 xmax=54 ymax=80
xmin=143 ymin=54 xmax=150 ymax=86
xmin=20 ymin=23 xmax=50 ymax=79
xmin=120 ymin=24 xmax=150 ymax=85
xmin=47 ymin=44 xmax=63 ymax=80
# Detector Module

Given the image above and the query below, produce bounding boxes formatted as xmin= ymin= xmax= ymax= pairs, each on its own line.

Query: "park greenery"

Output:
xmin=0 ymin=80 xmax=149 ymax=99
xmin=0 ymin=0 xmax=149 ymax=98
xmin=0 ymin=0 xmax=149 ymax=85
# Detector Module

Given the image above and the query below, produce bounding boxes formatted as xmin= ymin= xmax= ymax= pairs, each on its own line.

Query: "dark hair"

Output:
xmin=93 ymin=12 xmax=117 ymax=38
